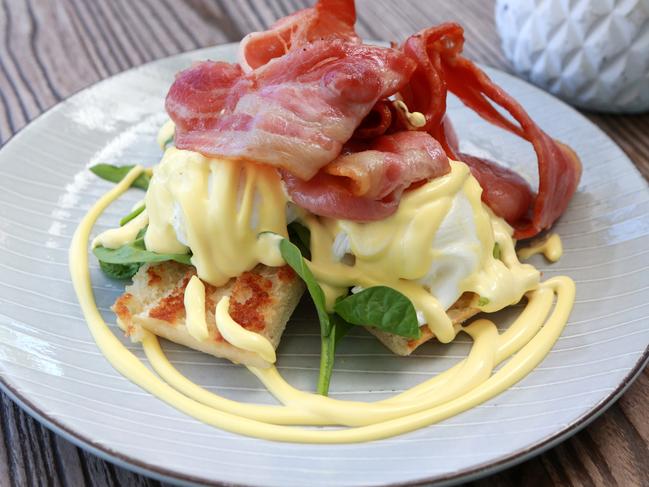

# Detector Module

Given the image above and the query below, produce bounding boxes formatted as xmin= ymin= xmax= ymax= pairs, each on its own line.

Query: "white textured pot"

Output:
xmin=495 ymin=0 xmax=649 ymax=113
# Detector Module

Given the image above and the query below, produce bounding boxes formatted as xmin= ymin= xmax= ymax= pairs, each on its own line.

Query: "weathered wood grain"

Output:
xmin=0 ymin=0 xmax=647 ymax=486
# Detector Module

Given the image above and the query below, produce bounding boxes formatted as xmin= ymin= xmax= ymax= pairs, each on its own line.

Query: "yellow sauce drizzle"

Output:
xmin=183 ymin=276 xmax=210 ymax=341
xmin=130 ymin=200 xmax=145 ymax=212
xmin=306 ymin=162 xmax=539 ymax=342
xmin=393 ymin=100 xmax=426 ymax=128
xmin=518 ymin=233 xmax=563 ymax=262
xmin=91 ymin=208 xmax=148 ymax=249
xmin=215 ymin=296 xmax=276 ymax=364
xmin=157 ymin=120 xmax=175 ymax=149
xmin=70 ymin=166 xmax=576 ymax=443
xmin=145 ymin=148 xmax=287 ymax=286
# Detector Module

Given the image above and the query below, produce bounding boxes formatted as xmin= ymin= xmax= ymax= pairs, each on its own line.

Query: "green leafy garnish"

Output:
xmin=276 ymin=236 xmax=420 ymax=395
xmin=334 ymin=286 xmax=421 ymax=339
xmin=317 ymin=314 xmax=354 ymax=395
xmin=94 ymin=241 xmax=191 ymax=267
xmin=119 ymin=204 xmax=145 ymax=226
xmin=333 ymin=312 xmax=354 ymax=345
xmin=90 ymin=164 xmax=151 ymax=190
xmin=98 ymin=260 xmax=143 ymax=280
xmin=279 ymin=238 xmax=330 ymax=336
xmin=287 ymin=221 xmax=311 ymax=259
xmin=94 ymin=231 xmax=191 ymax=280
xmin=493 ymin=243 xmax=502 ymax=260
xmin=278 ymin=237 xmax=341 ymax=395
xmin=477 ymin=296 xmax=490 ymax=307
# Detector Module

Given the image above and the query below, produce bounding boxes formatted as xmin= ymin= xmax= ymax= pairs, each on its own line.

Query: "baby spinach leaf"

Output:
xmin=332 ymin=312 xmax=354 ymax=345
xmin=287 ymin=221 xmax=311 ymax=259
xmin=279 ymin=238 xmax=330 ymax=337
xmin=119 ymin=204 xmax=145 ymax=226
xmin=316 ymin=314 xmax=353 ymax=396
xmin=317 ymin=320 xmax=336 ymax=395
xmin=94 ymin=236 xmax=191 ymax=268
xmin=90 ymin=164 xmax=150 ymax=190
xmin=334 ymin=286 xmax=421 ymax=339
xmin=277 ymin=236 xmax=344 ymax=395
xmin=98 ymin=260 xmax=142 ymax=280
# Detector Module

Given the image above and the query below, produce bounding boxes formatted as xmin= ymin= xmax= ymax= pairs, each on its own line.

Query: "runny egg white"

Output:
xmin=335 ymin=192 xmax=481 ymax=325
xmin=144 ymin=147 xmax=288 ymax=286
xmin=170 ymin=177 xmax=300 ymax=249
xmin=415 ymin=192 xmax=481 ymax=311
xmin=144 ymin=148 xmax=537 ymax=338
xmin=303 ymin=160 xmax=540 ymax=341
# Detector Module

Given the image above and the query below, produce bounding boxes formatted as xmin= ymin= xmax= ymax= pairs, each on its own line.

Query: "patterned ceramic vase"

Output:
xmin=495 ymin=0 xmax=649 ymax=113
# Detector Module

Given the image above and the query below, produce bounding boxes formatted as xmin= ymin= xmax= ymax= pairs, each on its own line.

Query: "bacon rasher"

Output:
xmin=165 ymin=1 xmax=581 ymax=238
xmin=401 ymin=23 xmax=581 ymax=238
xmin=167 ymin=40 xmax=415 ymax=180
xmin=282 ymin=131 xmax=450 ymax=221
xmin=238 ymin=0 xmax=358 ymax=72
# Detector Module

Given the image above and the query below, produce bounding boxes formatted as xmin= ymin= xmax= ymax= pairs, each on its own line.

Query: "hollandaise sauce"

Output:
xmin=70 ymin=164 xmax=576 ymax=443
xmin=307 ymin=162 xmax=540 ymax=343
xmin=183 ymin=276 xmax=210 ymax=342
xmin=214 ymin=296 xmax=277 ymax=364
xmin=144 ymin=148 xmax=287 ymax=286
xmin=518 ymin=233 xmax=563 ymax=262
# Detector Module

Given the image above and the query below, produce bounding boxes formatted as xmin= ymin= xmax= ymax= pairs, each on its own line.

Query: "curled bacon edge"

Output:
xmin=401 ymin=23 xmax=582 ymax=239
xmin=172 ymin=0 xmax=581 ymax=240
xmin=282 ymin=131 xmax=450 ymax=221
xmin=238 ymin=0 xmax=358 ymax=73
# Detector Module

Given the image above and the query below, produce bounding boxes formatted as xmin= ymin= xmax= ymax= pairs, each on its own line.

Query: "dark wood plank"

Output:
xmin=0 ymin=1 xmax=647 ymax=486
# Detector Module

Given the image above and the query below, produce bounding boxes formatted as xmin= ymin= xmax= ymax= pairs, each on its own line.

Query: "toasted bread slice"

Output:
xmin=112 ymin=262 xmax=304 ymax=368
xmin=366 ymin=293 xmax=480 ymax=356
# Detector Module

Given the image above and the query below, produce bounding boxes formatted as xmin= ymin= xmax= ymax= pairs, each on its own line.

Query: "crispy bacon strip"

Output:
xmin=167 ymin=40 xmax=415 ymax=180
xmin=282 ymin=132 xmax=450 ymax=220
xmin=352 ymin=99 xmax=393 ymax=139
xmin=402 ymin=23 xmax=581 ymax=238
xmin=442 ymin=119 xmax=533 ymax=224
xmin=166 ymin=62 xmax=243 ymax=131
xmin=238 ymin=0 xmax=358 ymax=73
xmin=324 ymin=131 xmax=449 ymax=199
xmin=166 ymin=3 xmax=578 ymax=236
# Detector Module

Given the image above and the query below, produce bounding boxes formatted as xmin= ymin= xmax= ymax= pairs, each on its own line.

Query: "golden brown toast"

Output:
xmin=112 ymin=262 xmax=304 ymax=368
xmin=113 ymin=261 xmax=479 ymax=360
xmin=366 ymin=293 xmax=480 ymax=355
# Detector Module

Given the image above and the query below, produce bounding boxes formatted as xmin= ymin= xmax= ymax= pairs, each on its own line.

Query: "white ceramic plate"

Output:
xmin=0 ymin=44 xmax=648 ymax=487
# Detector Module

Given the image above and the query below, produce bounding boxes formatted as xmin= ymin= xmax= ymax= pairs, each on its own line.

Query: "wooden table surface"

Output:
xmin=0 ymin=0 xmax=648 ymax=485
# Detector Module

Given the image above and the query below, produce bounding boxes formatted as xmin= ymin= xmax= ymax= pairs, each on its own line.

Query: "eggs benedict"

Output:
xmin=70 ymin=0 xmax=582 ymax=443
